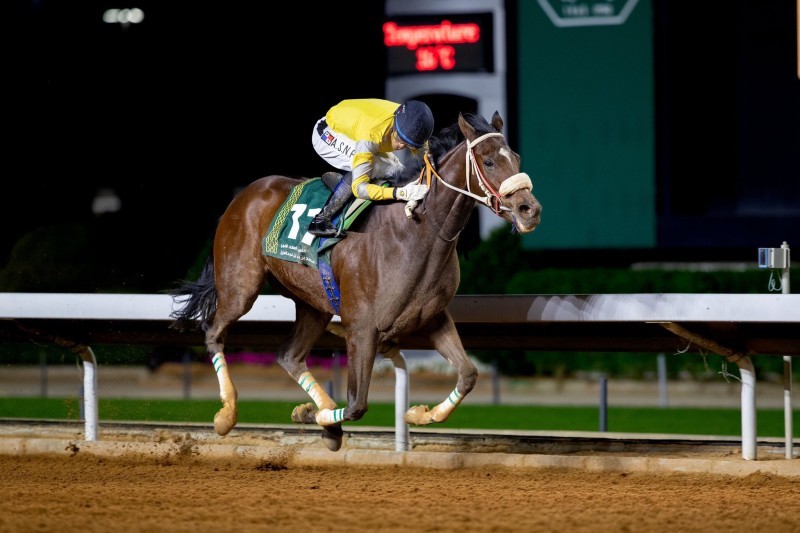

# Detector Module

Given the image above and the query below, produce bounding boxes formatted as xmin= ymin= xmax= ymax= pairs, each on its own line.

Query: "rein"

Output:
xmin=417 ymin=132 xmax=532 ymax=215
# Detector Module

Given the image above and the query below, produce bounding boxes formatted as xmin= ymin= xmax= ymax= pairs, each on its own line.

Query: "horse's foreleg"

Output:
xmin=307 ymin=327 xmax=378 ymax=427
xmin=405 ymin=389 xmax=464 ymax=425
xmin=404 ymin=311 xmax=477 ymax=426
xmin=320 ymin=330 xmax=378 ymax=426
xmin=211 ymin=352 xmax=238 ymax=435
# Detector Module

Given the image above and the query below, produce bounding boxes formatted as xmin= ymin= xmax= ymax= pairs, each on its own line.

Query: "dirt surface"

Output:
xmin=1 ymin=451 xmax=799 ymax=532
xmin=3 ymin=363 xmax=799 ymax=531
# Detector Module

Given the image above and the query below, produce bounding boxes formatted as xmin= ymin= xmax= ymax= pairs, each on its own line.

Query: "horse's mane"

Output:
xmin=393 ymin=112 xmax=497 ymax=186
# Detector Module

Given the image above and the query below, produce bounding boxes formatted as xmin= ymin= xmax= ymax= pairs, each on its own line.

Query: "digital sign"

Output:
xmin=383 ymin=13 xmax=494 ymax=75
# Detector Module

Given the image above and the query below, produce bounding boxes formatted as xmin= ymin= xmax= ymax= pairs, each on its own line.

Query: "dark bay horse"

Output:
xmin=170 ymin=111 xmax=541 ymax=451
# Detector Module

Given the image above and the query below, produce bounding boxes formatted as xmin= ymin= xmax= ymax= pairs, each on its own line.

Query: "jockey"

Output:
xmin=309 ymin=98 xmax=435 ymax=238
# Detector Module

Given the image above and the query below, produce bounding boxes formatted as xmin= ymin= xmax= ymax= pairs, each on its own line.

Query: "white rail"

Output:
xmin=2 ymin=292 xmax=798 ymax=459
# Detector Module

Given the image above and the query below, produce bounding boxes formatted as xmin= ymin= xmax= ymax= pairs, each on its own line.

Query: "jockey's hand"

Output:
xmin=394 ymin=183 xmax=428 ymax=202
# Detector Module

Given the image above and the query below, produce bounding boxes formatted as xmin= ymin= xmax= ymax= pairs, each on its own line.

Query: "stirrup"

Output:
xmin=309 ymin=217 xmax=346 ymax=238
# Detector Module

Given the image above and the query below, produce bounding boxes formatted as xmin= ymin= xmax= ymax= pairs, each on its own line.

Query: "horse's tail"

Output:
xmin=168 ymin=254 xmax=217 ymax=332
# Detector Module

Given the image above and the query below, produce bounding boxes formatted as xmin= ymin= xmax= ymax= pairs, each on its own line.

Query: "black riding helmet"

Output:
xmin=394 ymin=100 xmax=434 ymax=149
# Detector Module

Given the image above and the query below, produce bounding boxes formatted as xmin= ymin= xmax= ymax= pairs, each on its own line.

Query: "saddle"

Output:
xmin=261 ymin=175 xmax=377 ymax=315
xmin=262 ymin=177 xmax=367 ymax=264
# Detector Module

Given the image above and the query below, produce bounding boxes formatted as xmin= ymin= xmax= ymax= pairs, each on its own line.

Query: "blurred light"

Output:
xmin=92 ymin=188 xmax=122 ymax=215
xmin=102 ymin=8 xmax=145 ymax=25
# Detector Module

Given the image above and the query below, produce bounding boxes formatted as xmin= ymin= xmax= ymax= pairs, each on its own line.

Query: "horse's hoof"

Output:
xmin=213 ymin=408 xmax=238 ymax=436
xmin=322 ymin=424 xmax=343 ymax=452
xmin=291 ymin=402 xmax=318 ymax=424
xmin=404 ymin=404 xmax=431 ymax=426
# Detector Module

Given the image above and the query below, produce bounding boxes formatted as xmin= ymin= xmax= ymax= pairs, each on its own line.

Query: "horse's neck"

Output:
xmin=426 ymin=144 xmax=475 ymax=242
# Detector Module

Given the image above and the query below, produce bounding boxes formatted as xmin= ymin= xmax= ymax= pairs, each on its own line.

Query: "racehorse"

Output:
xmin=169 ymin=111 xmax=541 ymax=451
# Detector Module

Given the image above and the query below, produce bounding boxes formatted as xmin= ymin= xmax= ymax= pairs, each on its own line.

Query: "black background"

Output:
xmin=7 ymin=1 xmax=387 ymax=290
xmin=5 ymin=1 xmax=799 ymax=293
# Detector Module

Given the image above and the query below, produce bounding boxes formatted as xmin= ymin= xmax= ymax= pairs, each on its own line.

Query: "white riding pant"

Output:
xmin=311 ymin=117 xmax=407 ymax=180
xmin=311 ymin=117 xmax=355 ymax=172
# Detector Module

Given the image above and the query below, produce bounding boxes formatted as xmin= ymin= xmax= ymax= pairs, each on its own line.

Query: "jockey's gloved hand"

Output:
xmin=394 ymin=183 xmax=428 ymax=202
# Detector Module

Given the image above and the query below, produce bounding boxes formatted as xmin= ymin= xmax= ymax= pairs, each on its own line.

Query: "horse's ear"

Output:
xmin=458 ymin=112 xmax=477 ymax=139
xmin=491 ymin=111 xmax=504 ymax=133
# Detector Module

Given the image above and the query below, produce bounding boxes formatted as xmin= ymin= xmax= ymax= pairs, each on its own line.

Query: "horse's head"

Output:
xmin=458 ymin=112 xmax=541 ymax=234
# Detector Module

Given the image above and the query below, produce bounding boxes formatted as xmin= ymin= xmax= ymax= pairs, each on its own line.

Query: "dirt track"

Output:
xmin=1 ymin=450 xmax=799 ymax=532
xmin=1 ymin=419 xmax=799 ymax=532
xmin=3 ymin=363 xmax=799 ymax=531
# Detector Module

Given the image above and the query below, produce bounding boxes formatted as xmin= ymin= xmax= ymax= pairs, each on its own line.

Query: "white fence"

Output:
xmin=2 ymin=292 xmax=799 ymax=460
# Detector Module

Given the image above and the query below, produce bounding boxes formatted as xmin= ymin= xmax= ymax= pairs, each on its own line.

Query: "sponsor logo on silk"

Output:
xmin=321 ymin=129 xmax=353 ymax=157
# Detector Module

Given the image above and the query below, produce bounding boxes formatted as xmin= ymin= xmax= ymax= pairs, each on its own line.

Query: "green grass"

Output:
xmin=1 ymin=397 xmax=797 ymax=438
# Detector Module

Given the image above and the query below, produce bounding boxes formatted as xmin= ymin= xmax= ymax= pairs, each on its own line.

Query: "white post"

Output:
xmin=384 ymin=348 xmax=410 ymax=451
xmin=785 ymin=355 xmax=793 ymax=459
xmin=80 ymin=347 xmax=98 ymax=442
xmin=738 ymin=356 xmax=757 ymax=460
xmin=659 ymin=322 xmax=758 ymax=460
xmin=780 ymin=241 xmax=792 ymax=459
xmin=657 ymin=353 xmax=668 ymax=407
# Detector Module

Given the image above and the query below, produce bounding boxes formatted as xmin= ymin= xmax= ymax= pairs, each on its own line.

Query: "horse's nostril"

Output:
xmin=520 ymin=203 xmax=541 ymax=219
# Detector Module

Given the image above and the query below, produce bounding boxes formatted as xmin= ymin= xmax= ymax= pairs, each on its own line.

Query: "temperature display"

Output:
xmin=383 ymin=13 xmax=494 ymax=74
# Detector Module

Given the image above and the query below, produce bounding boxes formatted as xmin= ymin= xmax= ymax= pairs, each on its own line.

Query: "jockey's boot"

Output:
xmin=309 ymin=173 xmax=352 ymax=238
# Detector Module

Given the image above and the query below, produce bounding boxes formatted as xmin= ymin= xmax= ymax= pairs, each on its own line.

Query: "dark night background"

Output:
xmin=5 ymin=1 xmax=799 ymax=294
xmin=7 ymin=1 xmax=388 ymax=291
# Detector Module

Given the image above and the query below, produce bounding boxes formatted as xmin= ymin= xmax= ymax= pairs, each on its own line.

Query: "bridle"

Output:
xmin=417 ymin=132 xmax=532 ymax=214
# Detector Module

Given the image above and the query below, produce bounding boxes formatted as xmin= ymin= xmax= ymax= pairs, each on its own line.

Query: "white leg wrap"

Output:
xmin=315 ymin=408 xmax=346 ymax=426
xmin=297 ymin=371 xmax=336 ymax=410
xmin=211 ymin=352 xmax=239 ymax=436
xmin=212 ymin=353 xmax=233 ymax=400
xmin=429 ymin=388 xmax=463 ymax=421
xmin=211 ymin=352 xmax=235 ymax=396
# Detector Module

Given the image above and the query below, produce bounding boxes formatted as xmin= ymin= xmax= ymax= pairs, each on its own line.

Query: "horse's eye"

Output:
xmin=483 ymin=159 xmax=495 ymax=168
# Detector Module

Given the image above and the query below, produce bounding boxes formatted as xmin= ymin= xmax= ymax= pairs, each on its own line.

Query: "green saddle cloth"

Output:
xmin=262 ymin=178 xmax=372 ymax=268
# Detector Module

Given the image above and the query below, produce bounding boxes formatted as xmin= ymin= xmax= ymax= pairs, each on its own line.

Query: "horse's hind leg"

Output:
xmin=275 ymin=300 xmax=343 ymax=451
xmin=209 ymin=350 xmax=238 ymax=436
xmin=204 ymin=263 xmax=265 ymax=436
xmin=404 ymin=311 xmax=477 ymax=426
